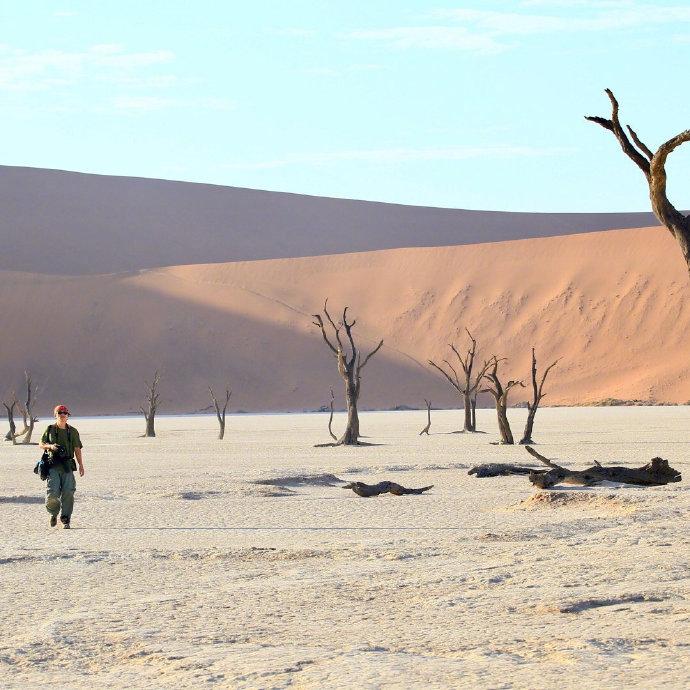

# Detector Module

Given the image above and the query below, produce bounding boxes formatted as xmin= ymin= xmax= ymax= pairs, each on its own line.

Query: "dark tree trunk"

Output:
xmin=463 ymin=390 xmax=473 ymax=431
xmin=482 ymin=357 xmax=524 ymax=446
xmin=140 ymin=370 xmax=161 ymax=438
xmin=339 ymin=376 xmax=360 ymax=445
xmin=496 ymin=399 xmax=514 ymax=445
xmin=209 ymin=385 xmax=231 ymax=440
xmin=3 ymin=399 xmax=17 ymax=444
xmin=419 ymin=399 xmax=432 ymax=435
xmin=144 ymin=414 xmax=156 ymax=438
xmin=470 ymin=392 xmax=477 ymax=431
xmin=520 ymin=405 xmax=537 ymax=445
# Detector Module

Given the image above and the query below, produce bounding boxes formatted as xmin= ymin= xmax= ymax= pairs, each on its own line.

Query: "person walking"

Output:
xmin=38 ymin=404 xmax=85 ymax=529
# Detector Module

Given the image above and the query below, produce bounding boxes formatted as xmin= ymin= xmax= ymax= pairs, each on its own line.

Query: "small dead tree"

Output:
xmin=419 ymin=399 xmax=432 ymax=435
xmin=312 ymin=300 xmax=383 ymax=446
xmin=16 ymin=371 xmax=39 ymax=444
xmin=3 ymin=393 xmax=18 ymax=444
xmin=326 ymin=388 xmax=337 ymax=441
xmin=519 ymin=348 xmax=560 ymax=445
xmin=586 ymin=89 xmax=690 ymax=274
xmin=209 ymin=385 xmax=231 ymax=440
xmin=140 ymin=370 xmax=161 ymax=438
xmin=481 ymin=357 xmax=524 ymax=445
xmin=428 ymin=330 xmax=490 ymax=432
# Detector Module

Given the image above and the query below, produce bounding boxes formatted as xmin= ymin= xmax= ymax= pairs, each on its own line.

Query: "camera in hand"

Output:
xmin=51 ymin=444 xmax=68 ymax=459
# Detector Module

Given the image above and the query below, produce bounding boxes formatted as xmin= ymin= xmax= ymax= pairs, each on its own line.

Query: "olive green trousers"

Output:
xmin=46 ymin=465 xmax=76 ymax=520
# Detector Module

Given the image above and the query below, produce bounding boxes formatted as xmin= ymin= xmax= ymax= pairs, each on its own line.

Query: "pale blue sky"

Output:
xmin=1 ymin=0 xmax=689 ymax=211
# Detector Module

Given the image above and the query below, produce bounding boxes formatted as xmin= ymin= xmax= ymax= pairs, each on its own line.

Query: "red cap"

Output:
xmin=54 ymin=404 xmax=70 ymax=415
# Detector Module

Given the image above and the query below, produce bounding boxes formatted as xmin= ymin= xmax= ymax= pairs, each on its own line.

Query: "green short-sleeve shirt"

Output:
xmin=41 ymin=424 xmax=83 ymax=459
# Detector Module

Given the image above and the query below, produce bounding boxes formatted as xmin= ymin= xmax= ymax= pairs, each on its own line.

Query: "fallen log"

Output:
xmin=342 ymin=481 xmax=433 ymax=497
xmin=524 ymin=446 xmax=682 ymax=489
xmin=468 ymin=463 xmax=539 ymax=478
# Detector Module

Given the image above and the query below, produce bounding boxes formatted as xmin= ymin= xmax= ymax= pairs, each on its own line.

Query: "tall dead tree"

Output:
xmin=586 ymin=89 xmax=690 ymax=274
xmin=140 ymin=370 xmax=161 ymax=438
xmin=209 ymin=385 xmax=231 ymax=440
xmin=481 ymin=357 xmax=524 ymax=445
xmin=3 ymin=393 xmax=18 ymax=444
xmin=519 ymin=348 xmax=560 ymax=445
xmin=419 ymin=399 xmax=432 ymax=435
xmin=16 ymin=371 xmax=39 ymax=444
xmin=312 ymin=300 xmax=383 ymax=446
xmin=428 ymin=330 xmax=490 ymax=432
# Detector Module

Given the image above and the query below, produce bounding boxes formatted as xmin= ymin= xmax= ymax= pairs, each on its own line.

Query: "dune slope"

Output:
xmin=0 ymin=165 xmax=663 ymax=275
xmin=2 ymin=225 xmax=689 ymax=413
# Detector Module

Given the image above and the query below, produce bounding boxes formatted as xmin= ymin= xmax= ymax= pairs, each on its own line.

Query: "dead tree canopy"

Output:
xmin=342 ymin=481 xmax=433 ymax=497
xmin=481 ymin=357 xmax=524 ymax=445
xmin=586 ymin=89 xmax=690 ymax=273
xmin=525 ymin=446 xmax=682 ymax=489
xmin=209 ymin=385 xmax=231 ymax=440
xmin=312 ymin=300 xmax=383 ymax=446
xmin=140 ymin=370 xmax=161 ymax=438
xmin=520 ymin=348 xmax=559 ymax=445
xmin=428 ymin=330 xmax=490 ymax=432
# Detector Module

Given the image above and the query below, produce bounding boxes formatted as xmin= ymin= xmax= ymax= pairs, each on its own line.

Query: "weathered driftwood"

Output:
xmin=525 ymin=446 xmax=682 ymax=489
xmin=468 ymin=463 xmax=537 ymax=478
xmin=342 ymin=481 xmax=433 ymax=497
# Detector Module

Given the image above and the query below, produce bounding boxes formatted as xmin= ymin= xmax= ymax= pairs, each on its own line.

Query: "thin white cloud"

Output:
xmin=347 ymin=26 xmax=505 ymax=53
xmin=348 ymin=2 xmax=690 ymax=52
xmin=0 ymin=44 xmax=174 ymax=92
xmin=112 ymin=95 xmax=235 ymax=113
xmin=267 ymin=28 xmax=317 ymax=38
xmin=223 ymin=144 xmax=571 ymax=170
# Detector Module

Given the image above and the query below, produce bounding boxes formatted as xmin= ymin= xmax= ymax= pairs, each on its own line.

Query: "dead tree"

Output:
xmin=312 ymin=300 xmax=383 ymax=446
xmin=525 ymin=446 xmax=682 ymax=488
xmin=140 ymin=370 xmax=161 ymax=438
xmin=419 ymin=399 xmax=432 ymax=435
xmin=342 ymin=481 xmax=434 ymax=497
xmin=16 ymin=371 xmax=39 ymax=444
xmin=3 ymin=394 xmax=18 ymax=444
xmin=481 ymin=357 xmax=524 ymax=445
xmin=326 ymin=388 xmax=337 ymax=441
xmin=586 ymin=89 xmax=690 ymax=273
xmin=209 ymin=385 xmax=231 ymax=440
xmin=519 ymin=348 xmax=560 ymax=445
xmin=428 ymin=330 xmax=490 ymax=432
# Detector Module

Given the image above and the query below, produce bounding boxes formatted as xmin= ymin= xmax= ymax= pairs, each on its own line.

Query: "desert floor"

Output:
xmin=1 ymin=408 xmax=688 ymax=689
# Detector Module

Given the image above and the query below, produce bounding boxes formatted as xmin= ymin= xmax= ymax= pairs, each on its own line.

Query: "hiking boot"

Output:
xmin=50 ymin=515 xmax=58 ymax=527
xmin=60 ymin=516 xmax=71 ymax=529
xmin=63 ymin=522 xmax=71 ymax=529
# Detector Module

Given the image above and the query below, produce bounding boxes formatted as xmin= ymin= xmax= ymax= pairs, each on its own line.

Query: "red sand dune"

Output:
xmin=2 ymin=225 xmax=688 ymax=414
